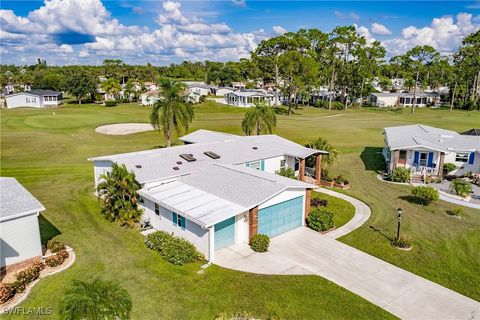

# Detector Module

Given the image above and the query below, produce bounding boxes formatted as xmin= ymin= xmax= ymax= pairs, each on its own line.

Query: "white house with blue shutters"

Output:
xmin=383 ymin=124 xmax=480 ymax=181
xmin=89 ymin=130 xmax=326 ymax=262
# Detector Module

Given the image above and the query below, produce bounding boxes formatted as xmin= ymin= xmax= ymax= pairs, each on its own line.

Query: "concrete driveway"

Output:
xmin=216 ymin=227 xmax=480 ymax=320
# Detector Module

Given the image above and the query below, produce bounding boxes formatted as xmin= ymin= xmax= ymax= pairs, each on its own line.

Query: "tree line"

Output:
xmin=1 ymin=27 xmax=478 ymax=110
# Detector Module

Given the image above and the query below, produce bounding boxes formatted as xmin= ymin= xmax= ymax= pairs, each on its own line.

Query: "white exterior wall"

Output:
xmin=141 ymin=95 xmax=160 ymax=106
xmin=263 ymin=155 xmax=285 ymax=173
xmin=258 ymin=189 xmax=306 ymax=226
xmin=93 ymin=160 xmax=113 ymax=188
xmin=235 ymin=211 xmax=249 ymax=244
xmin=216 ymin=88 xmax=234 ymax=96
xmin=444 ymin=151 xmax=480 ymax=176
xmin=189 ymin=87 xmax=210 ymax=96
xmin=375 ymin=96 xmax=398 ymax=107
xmin=140 ymin=198 xmax=210 ymax=259
xmin=6 ymin=94 xmax=42 ymax=108
xmin=0 ymin=214 xmax=43 ymax=267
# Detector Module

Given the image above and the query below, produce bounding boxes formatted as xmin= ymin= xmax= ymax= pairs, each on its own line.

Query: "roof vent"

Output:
xmin=252 ymin=146 xmax=258 ymax=150
xmin=204 ymin=151 xmax=220 ymax=159
xmin=179 ymin=154 xmax=196 ymax=162
xmin=176 ymin=161 xmax=183 ymax=165
xmin=135 ymin=165 xmax=142 ymax=168
xmin=173 ymin=167 xmax=179 ymax=170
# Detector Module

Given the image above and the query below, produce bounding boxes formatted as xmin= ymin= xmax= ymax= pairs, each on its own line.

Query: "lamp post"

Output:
xmin=396 ymin=208 xmax=403 ymax=240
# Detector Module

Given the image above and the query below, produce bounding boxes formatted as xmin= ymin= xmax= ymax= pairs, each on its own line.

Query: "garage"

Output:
xmin=258 ymin=196 xmax=304 ymax=238
xmin=214 ymin=216 xmax=236 ymax=249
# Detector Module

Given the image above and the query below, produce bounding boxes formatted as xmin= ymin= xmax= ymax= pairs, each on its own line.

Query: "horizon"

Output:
xmin=1 ymin=0 xmax=479 ymax=66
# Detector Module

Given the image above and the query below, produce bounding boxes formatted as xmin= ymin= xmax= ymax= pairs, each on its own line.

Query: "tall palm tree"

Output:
xmin=241 ymin=101 xmax=277 ymax=135
xmin=150 ymin=79 xmax=194 ymax=147
xmin=59 ymin=278 xmax=132 ymax=320
xmin=96 ymin=162 xmax=142 ymax=228
xmin=101 ymin=78 xmax=122 ymax=101
xmin=306 ymin=137 xmax=338 ymax=166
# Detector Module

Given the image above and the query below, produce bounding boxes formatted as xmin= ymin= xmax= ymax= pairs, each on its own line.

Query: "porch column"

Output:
xmin=299 ymin=158 xmax=306 ymax=182
xmin=438 ymin=152 xmax=445 ymax=180
xmin=392 ymin=150 xmax=400 ymax=169
xmin=208 ymin=226 xmax=215 ymax=263
xmin=315 ymin=154 xmax=323 ymax=183
xmin=248 ymin=206 xmax=258 ymax=243
xmin=305 ymin=189 xmax=312 ymax=219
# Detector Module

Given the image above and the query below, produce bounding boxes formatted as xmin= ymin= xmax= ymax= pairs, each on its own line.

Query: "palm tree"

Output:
xmin=59 ymin=278 xmax=132 ymax=320
xmin=96 ymin=162 xmax=142 ymax=228
xmin=150 ymin=79 xmax=194 ymax=147
xmin=241 ymin=101 xmax=277 ymax=135
xmin=306 ymin=137 xmax=338 ymax=166
xmin=101 ymin=78 xmax=122 ymax=101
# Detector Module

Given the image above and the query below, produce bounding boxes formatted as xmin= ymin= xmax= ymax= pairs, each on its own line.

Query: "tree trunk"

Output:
xmin=256 ymin=121 xmax=261 ymax=135
xmin=450 ymin=77 xmax=458 ymax=112
xmin=328 ymin=64 xmax=336 ymax=111
xmin=359 ymin=77 xmax=365 ymax=107
xmin=78 ymin=97 xmax=82 ymax=105
xmin=411 ymin=70 xmax=419 ymax=114
xmin=274 ymin=61 xmax=279 ymax=107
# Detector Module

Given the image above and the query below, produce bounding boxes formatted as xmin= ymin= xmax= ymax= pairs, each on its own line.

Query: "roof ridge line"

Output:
xmin=213 ymin=163 xmax=278 ymax=183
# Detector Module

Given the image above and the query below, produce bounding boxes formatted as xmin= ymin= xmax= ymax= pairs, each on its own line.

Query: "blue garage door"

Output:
xmin=214 ymin=216 xmax=236 ymax=249
xmin=258 ymin=196 xmax=303 ymax=237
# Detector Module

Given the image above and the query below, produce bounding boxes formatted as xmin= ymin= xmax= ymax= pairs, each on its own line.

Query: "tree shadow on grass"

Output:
xmin=39 ymin=214 xmax=61 ymax=245
xmin=273 ymin=107 xmax=290 ymax=115
xmin=360 ymin=147 xmax=387 ymax=173
xmin=399 ymin=195 xmax=424 ymax=205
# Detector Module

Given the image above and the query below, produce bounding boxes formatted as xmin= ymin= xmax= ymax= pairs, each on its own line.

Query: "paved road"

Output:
xmin=216 ymin=228 xmax=480 ymax=319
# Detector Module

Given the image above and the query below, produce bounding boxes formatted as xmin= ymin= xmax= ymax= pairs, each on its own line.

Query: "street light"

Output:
xmin=396 ymin=208 xmax=403 ymax=240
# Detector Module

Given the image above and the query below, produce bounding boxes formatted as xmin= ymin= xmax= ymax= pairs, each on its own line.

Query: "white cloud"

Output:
xmin=79 ymin=49 xmax=89 ymax=57
xmin=384 ymin=13 xmax=480 ymax=56
xmin=371 ymin=23 xmax=392 ymax=35
xmin=349 ymin=12 xmax=360 ymax=20
xmin=272 ymin=25 xmax=287 ymax=35
xmin=355 ymin=24 xmax=376 ymax=45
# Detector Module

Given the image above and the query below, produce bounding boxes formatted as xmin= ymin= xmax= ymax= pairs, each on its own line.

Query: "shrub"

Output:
xmin=411 ymin=186 xmax=439 ymax=205
xmin=0 ymin=283 xmax=15 ymax=304
xmin=276 ymin=167 xmax=296 ymax=179
xmin=390 ymin=167 xmax=411 ymax=183
xmin=448 ymin=207 xmax=464 ymax=216
xmin=11 ymin=280 xmax=27 ymax=293
xmin=321 ymin=168 xmax=332 ymax=181
xmin=335 ymin=175 xmax=349 ymax=184
xmin=47 ymin=239 xmax=66 ymax=253
xmin=105 ymin=100 xmax=118 ymax=107
xmin=31 ymin=260 xmax=46 ymax=272
xmin=45 ymin=250 xmax=69 ymax=267
xmin=250 ymin=234 xmax=270 ymax=252
xmin=443 ymin=163 xmax=456 ymax=174
xmin=391 ymin=236 xmax=412 ymax=249
xmin=307 ymin=208 xmax=334 ymax=232
xmin=451 ymin=179 xmax=473 ymax=198
xmin=311 ymin=198 xmax=328 ymax=207
xmin=145 ymin=231 xmax=204 ymax=265
xmin=15 ymin=265 xmax=40 ymax=289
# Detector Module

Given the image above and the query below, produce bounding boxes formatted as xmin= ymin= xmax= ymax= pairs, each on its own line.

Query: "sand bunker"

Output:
xmin=95 ymin=123 xmax=156 ymax=135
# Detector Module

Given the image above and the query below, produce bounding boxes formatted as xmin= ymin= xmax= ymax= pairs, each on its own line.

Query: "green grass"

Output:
xmin=1 ymin=102 xmax=394 ymax=319
xmin=311 ymin=191 xmax=355 ymax=229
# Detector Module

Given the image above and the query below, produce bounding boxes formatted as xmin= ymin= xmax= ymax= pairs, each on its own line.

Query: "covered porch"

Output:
xmin=391 ymin=148 xmax=446 ymax=182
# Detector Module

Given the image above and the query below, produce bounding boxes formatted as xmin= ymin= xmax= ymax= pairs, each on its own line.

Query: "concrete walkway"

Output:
xmin=314 ymin=188 xmax=371 ymax=239
xmin=216 ymin=228 xmax=480 ymax=319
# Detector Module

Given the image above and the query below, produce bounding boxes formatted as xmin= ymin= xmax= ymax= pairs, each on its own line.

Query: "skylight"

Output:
xmin=179 ymin=154 xmax=196 ymax=162
xmin=204 ymin=151 xmax=220 ymax=159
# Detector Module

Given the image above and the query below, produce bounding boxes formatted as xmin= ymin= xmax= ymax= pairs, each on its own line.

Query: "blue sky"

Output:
xmin=1 ymin=0 xmax=479 ymax=65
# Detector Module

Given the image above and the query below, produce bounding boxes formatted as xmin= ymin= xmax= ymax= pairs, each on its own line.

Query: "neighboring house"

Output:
xmin=232 ymin=82 xmax=246 ymax=90
xmin=383 ymin=124 xmax=480 ymax=181
xmin=140 ymin=90 xmax=160 ymax=106
xmin=0 ymin=177 xmax=45 ymax=271
xmin=187 ymin=83 xmax=211 ymax=97
xmin=212 ymin=87 xmax=235 ymax=96
xmin=186 ymin=91 xmax=201 ymax=104
xmin=144 ymin=82 xmax=157 ymax=91
xmin=89 ymin=130 xmax=326 ymax=262
xmin=5 ymin=90 xmax=63 ymax=109
xmin=225 ymin=90 xmax=274 ymax=107
xmin=369 ymin=92 xmax=440 ymax=108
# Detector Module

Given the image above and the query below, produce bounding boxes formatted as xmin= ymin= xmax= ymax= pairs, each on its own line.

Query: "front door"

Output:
xmin=398 ymin=150 xmax=407 ymax=166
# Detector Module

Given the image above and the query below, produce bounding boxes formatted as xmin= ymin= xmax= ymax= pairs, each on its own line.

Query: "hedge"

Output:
xmin=144 ymin=231 xmax=204 ymax=265
xmin=47 ymin=239 xmax=66 ymax=253
xmin=250 ymin=234 xmax=270 ymax=252
xmin=307 ymin=208 xmax=334 ymax=232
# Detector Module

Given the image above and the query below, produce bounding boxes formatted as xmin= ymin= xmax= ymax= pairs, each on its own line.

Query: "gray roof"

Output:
xmin=0 ymin=177 xmax=45 ymax=222
xmin=179 ymin=129 xmax=238 ymax=144
xmin=371 ymin=92 xmax=439 ymax=98
xmin=90 ymin=131 xmax=326 ymax=184
xmin=384 ymin=125 xmax=480 ymax=152
xmin=29 ymin=89 xmax=60 ymax=96
xmin=227 ymin=90 xmax=273 ymax=98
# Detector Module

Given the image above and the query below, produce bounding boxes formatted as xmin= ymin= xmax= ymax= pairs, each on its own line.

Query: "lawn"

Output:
xmin=311 ymin=191 xmax=355 ymax=229
xmin=1 ymin=101 xmax=479 ymax=318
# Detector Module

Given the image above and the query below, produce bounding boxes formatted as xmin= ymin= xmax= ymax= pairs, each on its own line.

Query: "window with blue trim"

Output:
xmin=154 ymin=203 xmax=160 ymax=215
xmin=172 ymin=212 xmax=186 ymax=229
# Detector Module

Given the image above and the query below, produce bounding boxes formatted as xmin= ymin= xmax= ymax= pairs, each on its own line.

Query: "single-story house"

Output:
xmin=0 ymin=177 xmax=45 ymax=271
xmin=383 ymin=124 xmax=480 ymax=181
xmin=144 ymin=82 xmax=157 ymax=91
xmin=212 ymin=87 xmax=235 ymax=96
xmin=5 ymin=89 xmax=63 ymax=109
xmin=187 ymin=83 xmax=211 ymax=97
xmin=186 ymin=91 xmax=201 ymax=104
xmin=369 ymin=92 xmax=440 ymax=108
xmin=225 ymin=90 xmax=274 ymax=108
xmin=231 ymin=82 xmax=246 ymax=90
xmin=140 ymin=90 xmax=160 ymax=106
xmin=89 ymin=130 xmax=327 ymax=262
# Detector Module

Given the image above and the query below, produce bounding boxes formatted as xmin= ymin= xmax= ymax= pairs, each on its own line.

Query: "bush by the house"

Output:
xmin=0 ymin=283 xmax=15 ymax=304
xmin=391 ymin=236 xmax=412 ymax=249
xmin=451 ymin=179 xmax=473 ymax=198
xmin=334 ymin=175 xmax=349 ymax=185
xmin=144 ymin=231 xmax=204 ymax=265
xmin=105 ymin=100 xmax=118 ymax=107
xmin=250 ymin=234 xmax=270 ymax=252
xmin=15 ymin=265 xmax=41 ymax=289
xmin=390 ymin=167 xmax=411 ymax=183
xmin=31 ymin=260 xmax=46 ymax=272
xmin=45 ymin=250 xmax=69 ymax=267
xmin=307 ymin=208 xmax=334 ymax=232
xmin=448 ymin=207 xmax=464 ymax=216
xmin=311 ymin=198 xmax=328 ymax=207
xmin=321 ymin=168 xmax=333 ymax=181
xmin=47 ymin=239 xmax=66 ymax=253
xmin=276 ymin=167 xmax=296 ymax=179
xmin=443 ymin=163 xmax=456 ymax=174
xmin=411 ymin=186 xmax=439 ymax=205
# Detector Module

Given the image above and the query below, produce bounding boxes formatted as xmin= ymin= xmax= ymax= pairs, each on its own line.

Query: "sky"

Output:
xmin=1 ymin=0 xmax=479 ymax=66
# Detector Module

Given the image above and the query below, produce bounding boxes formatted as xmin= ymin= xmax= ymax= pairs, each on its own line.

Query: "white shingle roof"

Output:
xmin=384 ymin=124 xmax=480 ymax=152
xmin=179 ymin=129 xmax=238 ymax=144
xmin=0 ymin=177 xmax=45 ymax=221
